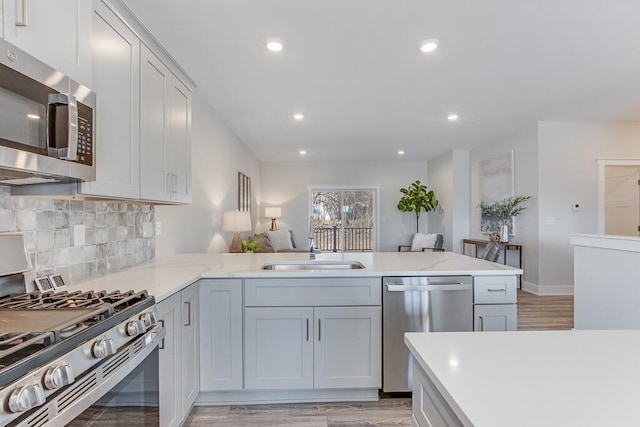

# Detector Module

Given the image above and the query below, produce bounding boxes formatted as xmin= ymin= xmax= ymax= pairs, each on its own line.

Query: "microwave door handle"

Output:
xmin=64 ymin=95 xmax=78 ymax=161
xmin=47 ymin=93 xmax=78 ymax=160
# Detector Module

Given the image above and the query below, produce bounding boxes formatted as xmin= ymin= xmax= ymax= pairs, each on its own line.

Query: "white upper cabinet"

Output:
xmin=140 ymin=45 xmax=192 ymax=203
xmin=2 ymin=0 xmax=92 ymax=85
xmin=166 ymin=77 xmax=191 ymax=203
xmin=80 ymin=0 xmax=140 ymax=199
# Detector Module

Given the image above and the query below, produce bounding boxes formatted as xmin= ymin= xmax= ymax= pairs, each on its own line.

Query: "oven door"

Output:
xmin=68 ymin=347 xmax=160 ymax=426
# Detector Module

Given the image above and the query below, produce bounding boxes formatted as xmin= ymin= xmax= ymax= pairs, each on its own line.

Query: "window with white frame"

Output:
xmin=310 ymin=187 xmax=378 ymax=252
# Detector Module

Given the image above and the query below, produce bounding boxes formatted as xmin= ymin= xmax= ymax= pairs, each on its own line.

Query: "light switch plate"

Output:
xmin=155 ymin=221 xmax=162 ymax=236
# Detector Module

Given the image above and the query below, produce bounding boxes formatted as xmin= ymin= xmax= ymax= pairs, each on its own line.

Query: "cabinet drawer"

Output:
xmin=245 ymin=277 xmax=381 ymax=307
xmin=474 ymin=276 xmax=517 ymax=304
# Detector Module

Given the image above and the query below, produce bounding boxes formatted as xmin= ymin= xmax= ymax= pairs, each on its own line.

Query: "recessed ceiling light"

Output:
xmin=419 ymin=39 xmax=438 ymax=53
xmin=26 ymin=114 xmax=41 ymax=120
xmin=398 ymin=150 xmax=405 ymax=155
xmin=266 ymin=39 xmax=283 ymax=52
xmin=299 ymin=150 xmax=307 ymax=155
xmin=293 ymin=113 xmax=304 ymax=120
xmin=447 ymin=113 xmax=459 ymax=121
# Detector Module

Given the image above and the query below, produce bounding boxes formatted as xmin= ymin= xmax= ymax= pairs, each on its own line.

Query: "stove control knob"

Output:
xmin=44 ymin=364 xmax=75 ymax=390
xmin=92 ymin=338 xmax=116 ymax=358
xmin=140 ymin=311 xmax=157 ymax=327
xmin=126 ymin=320 xmax=146 ymax=336
xmin=8 ymin=383 xmax=45 ymax=413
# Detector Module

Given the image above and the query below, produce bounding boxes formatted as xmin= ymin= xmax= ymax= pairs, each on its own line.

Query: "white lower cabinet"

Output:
xmin=474 ymin=304 xmax=517 ymax=331
xmin=473 ymin=275 xmax=518 ymax=332
xmin=157 ymin=282 xmax=199 ymax=427
xmin=244 ymin=307 xmax=314 ymax=390
xmin=181 ymin=283 xmax=199 ymax=410
xmin=244 ymin=305 xmax=381 ymax=390
xmin=199 ymin=279 xmax=243 ymax=391
xmin=157 ymin=292 xmax=180 ymax=427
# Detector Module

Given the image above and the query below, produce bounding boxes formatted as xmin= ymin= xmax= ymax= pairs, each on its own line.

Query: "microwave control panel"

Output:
xmin=76 ymin=102 xmax=93 ymax=166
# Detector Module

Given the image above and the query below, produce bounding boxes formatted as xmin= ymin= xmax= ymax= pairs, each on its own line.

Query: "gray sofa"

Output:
xmin=247 ymin=229 xmax=309 ymax=253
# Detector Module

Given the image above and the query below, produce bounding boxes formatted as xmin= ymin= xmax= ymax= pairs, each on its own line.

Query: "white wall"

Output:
xmin=155 ymin=93 xmax=261 ymax=256
xmin=537 ymin=121 xmax=640 ymax=294
xmin=260 ymin=161 xmax=428 ymax=251
xmin=470 ymin=125 xmax=539 ymax=287
xmin=428 ymin=149 xmax=470 ymax=252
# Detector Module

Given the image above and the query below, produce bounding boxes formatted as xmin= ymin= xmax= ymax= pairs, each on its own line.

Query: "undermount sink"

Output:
xmin=260 ymin=261 xmax=365 ymax=271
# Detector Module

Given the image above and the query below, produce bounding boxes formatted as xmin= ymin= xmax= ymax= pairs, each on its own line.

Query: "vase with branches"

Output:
xmin=479 ymin=195 xmax=531 ymax=242
xmin=397 ymin=180 xmax=439 ymax=233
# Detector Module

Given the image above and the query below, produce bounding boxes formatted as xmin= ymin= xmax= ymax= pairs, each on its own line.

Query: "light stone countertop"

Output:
xmin=405 ymin=330 xmax=640 ymax=427
xmin=70 ymin=251 xmax=522 ymax=302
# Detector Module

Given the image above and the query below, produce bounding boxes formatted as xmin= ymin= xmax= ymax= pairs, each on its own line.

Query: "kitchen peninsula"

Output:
xmin=66 ymin=251 xmax=520 ymax=426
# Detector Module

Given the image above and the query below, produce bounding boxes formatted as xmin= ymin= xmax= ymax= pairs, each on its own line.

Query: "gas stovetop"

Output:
xmin=0 ymin=290 xmax=154 ymax=387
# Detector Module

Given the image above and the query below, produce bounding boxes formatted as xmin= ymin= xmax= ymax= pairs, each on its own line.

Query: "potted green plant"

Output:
xmin=397 ymin=180 xmax=439 ymax=233
xmin=479 ymin=195 xmax=531 ymax=242
xmin=242 ymin=240 xmax=261 ymax=253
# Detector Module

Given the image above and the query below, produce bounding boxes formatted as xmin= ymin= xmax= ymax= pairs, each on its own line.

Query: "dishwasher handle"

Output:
xmin=385 ymin=283 xmax=472 ymax=292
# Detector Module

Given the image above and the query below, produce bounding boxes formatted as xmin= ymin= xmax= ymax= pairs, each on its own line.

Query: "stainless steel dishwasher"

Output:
xmin=382 ymin=276 xmax=473 ymax=393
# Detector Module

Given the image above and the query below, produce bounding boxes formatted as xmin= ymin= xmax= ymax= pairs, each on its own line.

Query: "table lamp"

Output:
xmin=223 ymin=211 xmax=252 ymax=253
xmin=265 ymin=207 xmax=281 ymax=231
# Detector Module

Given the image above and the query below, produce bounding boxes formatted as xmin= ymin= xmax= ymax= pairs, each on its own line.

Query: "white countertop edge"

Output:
xmin=570 ymin=233 xmax=640 ymax=252
xmin=200 ymin=268 xmax=523 ymax=279
xmin=68 ymin=252 xmax=522 ymax=303
xmin=404 ymin=333 xmax=474 ymax=426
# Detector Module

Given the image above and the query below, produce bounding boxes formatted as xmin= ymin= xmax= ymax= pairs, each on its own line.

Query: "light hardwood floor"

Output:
xmin=517 ymin=289 xmax=574 ymax=330
xmin=185 ymin=289 xmax=574 ymax=426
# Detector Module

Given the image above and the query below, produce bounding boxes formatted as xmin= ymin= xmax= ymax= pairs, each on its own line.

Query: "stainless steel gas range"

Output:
xmin=0 ymin=289 xmax=164 ymax=426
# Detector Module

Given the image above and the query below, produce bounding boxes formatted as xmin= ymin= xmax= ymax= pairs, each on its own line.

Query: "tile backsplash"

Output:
xmin=0 ymin=187 xmax=155 ymax=290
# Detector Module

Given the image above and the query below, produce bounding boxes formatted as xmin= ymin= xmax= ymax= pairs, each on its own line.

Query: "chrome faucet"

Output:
xmin=309 ymin=235 xmax=315 ymax=260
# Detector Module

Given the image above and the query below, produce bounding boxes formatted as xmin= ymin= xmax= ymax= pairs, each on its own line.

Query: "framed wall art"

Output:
xmin=238 ymin=172 xmax=251 ymax=212
xmin=479 ymin=150 xmax=515 ymax=234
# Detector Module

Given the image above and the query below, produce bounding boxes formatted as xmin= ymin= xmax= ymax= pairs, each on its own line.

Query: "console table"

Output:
xmin=462 ymin=238 xmax=522 ymax=287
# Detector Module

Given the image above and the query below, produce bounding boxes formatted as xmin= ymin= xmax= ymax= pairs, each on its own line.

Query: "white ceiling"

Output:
xmin=122 ymin=1 xmax=640 ymax=162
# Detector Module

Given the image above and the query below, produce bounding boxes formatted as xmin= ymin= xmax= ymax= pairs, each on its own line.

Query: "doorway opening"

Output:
xmin=597 ymin=159 xmax=640 ymax=236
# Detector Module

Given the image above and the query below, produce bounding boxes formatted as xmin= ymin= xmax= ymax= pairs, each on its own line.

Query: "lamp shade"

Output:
xmin=222 ymin=210 xmax=252 ymax=232
xmin=0 ymin=233 xmax=32 ymax=276
xmin=265 ymin=207 xmax=281 ymax=218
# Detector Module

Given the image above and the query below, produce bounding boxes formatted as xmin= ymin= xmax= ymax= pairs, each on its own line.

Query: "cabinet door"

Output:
xmin=166 ymin=76 xmax=191 ymax=203
xmin=244 ymin=307 xmax=314 ymax=390
xmin=199 ymin=279 xmax=243 ymax=391
xmin=181 ymin=283 xmax=199 ymax=416
xmin=156 ymin=293 xmax=181 ymax=427
xmin=2 ymin=0 xmax=91 ymax=84
xmin=474 ymin=304 xmax=517 ymax=331
xmin=80 ymin=1 xmax=140 ymax=199
xmin=140 ymin=45 xmax=169 ymax=201
xmin=139 ymin=45 xmax=192 ymax=203
xmin=314 ymin=306 xmax=381 ymax=389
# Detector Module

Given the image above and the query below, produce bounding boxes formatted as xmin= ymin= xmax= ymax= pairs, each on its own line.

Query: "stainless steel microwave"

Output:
xmin=0 ymin=38 xmax=95 ymax=185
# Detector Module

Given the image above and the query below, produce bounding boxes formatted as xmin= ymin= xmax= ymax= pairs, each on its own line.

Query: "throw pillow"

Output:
xmin=249 ymin=233 xmax=275 ymax=253
xmin=267 ymin=229 xmax=294 ymax=251
xmin=410 ymin=233 xmax=438 ymax=252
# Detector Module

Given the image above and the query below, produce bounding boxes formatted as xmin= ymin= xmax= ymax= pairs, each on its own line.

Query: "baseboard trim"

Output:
xmin=521 ymin=281 xmax=574 ymax=296
xmin=196 ymin=388 xmax=379 ymax=405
